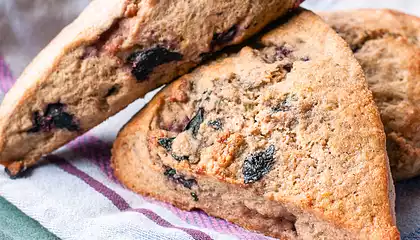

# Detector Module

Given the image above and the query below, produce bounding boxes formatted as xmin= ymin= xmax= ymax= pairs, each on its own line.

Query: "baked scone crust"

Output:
xmin=112 ymin=9 xmax=399 ymax=239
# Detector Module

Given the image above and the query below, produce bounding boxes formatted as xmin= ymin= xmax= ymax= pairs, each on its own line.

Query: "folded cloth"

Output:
xmin=0 ymin=0 xmax=420 ymax=239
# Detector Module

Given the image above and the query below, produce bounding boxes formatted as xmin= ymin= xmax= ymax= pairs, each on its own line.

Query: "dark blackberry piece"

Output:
xmin=28 ymin=112 xmax=47 ymax=132
xmin=164 ymin=168 xmax=177 ymax=177
xmin=184 ymin=108 xmax=204 ymax=136
xmin=243 ymin=145 xmax=276 ymax=184
xmin=283 ymin=63 xmax=293 ymax=72
xmin=28 ymin=103 xmax=79 ymax=133
xmin=163 ymin=167 xmax=197 ymax=189
xmin=275 ymin=45 xmax=293 ymax=60
xmin=127 ymin=47 xmax=183 ymax=81
xmin=158 ymin=137 xmax=175 ymax=152
xmin=171 ymin=153 xmax=189 ymax=162
xmin=210 ymin=25 xmax=238 ymax=50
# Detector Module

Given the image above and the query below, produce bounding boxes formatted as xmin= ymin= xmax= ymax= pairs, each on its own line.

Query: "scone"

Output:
xmin=112 ymin=9 xmax=399 ymax=239
xmin=321 ymin=9 xmax=420 ymax=180
xmin=0 ymin=0 xmax=301 ymax=178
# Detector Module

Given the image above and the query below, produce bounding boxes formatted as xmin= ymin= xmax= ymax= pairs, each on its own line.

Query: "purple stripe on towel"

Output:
xmin=52 ymin=155 xmax=130 ymax=211
xmin=0 ymin=57 xmax=15 ymax=93
xmin=50 ymin=155 xmax=213 ymax=240
xmin=66 ymin=135 xmax=117 ymax=182
xmin=132 ymin=208 xmax=213 ymax=240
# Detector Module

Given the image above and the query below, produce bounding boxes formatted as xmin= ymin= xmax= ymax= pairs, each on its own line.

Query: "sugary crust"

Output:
xmin=0 ymin=0 xmax=298 ymax=173
xmin=112 ymin=9 xmax=399 ymax=239
xmin=322 ymin=9 xmax=420 ymax=181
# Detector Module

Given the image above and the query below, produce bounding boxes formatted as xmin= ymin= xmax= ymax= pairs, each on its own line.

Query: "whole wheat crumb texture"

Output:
xmin=322 ymin=9 xmax=420 ymax=180
xmin=112 ymin=10 xmax=399 ymax=239
xmin=0 ymin=0 xmax=299 ymax=176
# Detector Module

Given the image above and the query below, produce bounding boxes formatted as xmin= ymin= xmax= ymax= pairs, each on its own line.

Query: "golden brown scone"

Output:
xmin=0 ymin=0 xmax=301 ymax=178
xmin=112 ymin=9 xmax=399 ymax=239
xmin=321 ymin=9 xmax=420 ymax=181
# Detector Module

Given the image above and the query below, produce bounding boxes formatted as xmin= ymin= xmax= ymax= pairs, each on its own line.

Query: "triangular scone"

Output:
xmin=112 ymin=9 xmax=399 ymax=239
xmin=321 ymin=9 xmax=420 ymax=180
xmin=0 ymin=0 xmax=299 ymax=177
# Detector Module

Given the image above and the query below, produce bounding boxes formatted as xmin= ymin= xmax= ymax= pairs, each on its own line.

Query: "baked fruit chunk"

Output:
xmin=0 ymin=0 xmax=300 ymax=177
xmin=112 ymin=9 xmax=399 ymax=239
xmin=322 ymin=9 xmax=420 ymax=180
